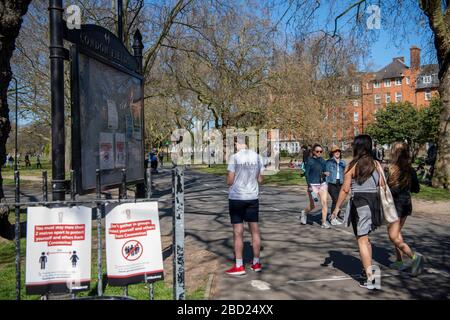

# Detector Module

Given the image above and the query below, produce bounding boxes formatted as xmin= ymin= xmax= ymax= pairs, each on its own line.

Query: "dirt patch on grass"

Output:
xmin=412 ymin=198 xmax=450 ymax=224
xmin=161 ymin=235 xmax=220 ymax=298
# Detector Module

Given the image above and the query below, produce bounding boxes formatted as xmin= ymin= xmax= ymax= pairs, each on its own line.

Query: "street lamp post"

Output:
xmin=49 ymin=0 xmax=66 ymax=201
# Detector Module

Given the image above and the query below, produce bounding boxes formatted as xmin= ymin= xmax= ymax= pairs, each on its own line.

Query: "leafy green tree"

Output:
xmin=417 ymin=98 xmax=443 ymax=145
xmin=366 ymin=100 xmax=441 ymax=159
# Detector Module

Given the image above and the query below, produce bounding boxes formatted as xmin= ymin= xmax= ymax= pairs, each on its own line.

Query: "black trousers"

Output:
xmin=328 ymin=180 xmax=342 ymax=217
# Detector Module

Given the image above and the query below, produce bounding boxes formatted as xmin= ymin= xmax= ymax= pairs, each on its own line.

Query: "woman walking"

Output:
xmin=300 ymin=144 xmax=330 ymax=229
xmin=330 ymin=135 xmax=384 ymax=289
xmin=326 ymin=146 xmax=346 ymax=225
xmin=386 ymin=141 xmax=424 ymax=274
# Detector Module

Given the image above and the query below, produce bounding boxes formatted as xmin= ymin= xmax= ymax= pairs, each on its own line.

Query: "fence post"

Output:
xmin=172 ymin=166 xmax=185 ymax=300
xmin=14 ymin=170 xmax=21 ymax=300
xmin=70 ymin=170 xmax=76 ymax=201
xmin=144 ymin=167 xmax=154 ymax=299
xmin=42 ymin=171 xmax=48 ymax=202
xmin=120 ymin=169 xmax=128 ymax=297
xmin=146 ymin=167 xmax=152 ymax=199
xmin=95 ymin=169 xmax=103 ymax=296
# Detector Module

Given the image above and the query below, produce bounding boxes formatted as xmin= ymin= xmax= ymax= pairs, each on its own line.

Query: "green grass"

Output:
xmin=193 ymin=164 xmax=307 ymax=186
xmin=2 ymin=159 xmax=52 ymax=177
xmin=194 ymin=164 xmax=228 ymax=176
xmin=194 ymin=165 xmax=450 ymax=201
xmin=0 ymin=223 xmax=206 ymax=300
xmin=263 ymin=169 xmax=306 ymax=186
xmin=412 ymin=184 xmax=450 ymax=202
xmin=2 ymin=179 xmax=35 ymax=186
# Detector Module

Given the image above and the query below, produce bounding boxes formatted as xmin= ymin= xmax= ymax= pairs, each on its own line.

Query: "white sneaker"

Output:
xmin=321 ymin=221 xmax=331 ymax=229
xmin=330 ymin=218 xmax=343 ymax=226
xmin=300 ymin=210 xmax=307 ymax=225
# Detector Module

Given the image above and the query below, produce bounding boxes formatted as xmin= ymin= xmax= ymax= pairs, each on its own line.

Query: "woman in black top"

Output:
xmin=386 ymin=141 xmax=424 ymax=274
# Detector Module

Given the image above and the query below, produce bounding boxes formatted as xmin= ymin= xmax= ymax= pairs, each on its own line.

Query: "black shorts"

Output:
xmin=229 ymin=199 xmax=259 ymax=224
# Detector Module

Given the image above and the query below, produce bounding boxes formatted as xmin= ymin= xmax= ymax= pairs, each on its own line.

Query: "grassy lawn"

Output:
xmin=412 ymin=184 xmax=450 ymax=202
xmin=2 ymin=179 xmax=35 ymax=186
xmin=0 ymin=222 xmax=205 ymax=300
xmin=2 ymin=159 xmax=52 ymax=177
xmin=194 ymin=165 xmax=449 ymax=201
xmin=193 ymin=164 xmax=307 ymax=186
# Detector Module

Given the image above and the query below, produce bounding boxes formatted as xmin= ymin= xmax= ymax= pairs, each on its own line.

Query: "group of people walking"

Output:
xmin=4 ymin=153 xmax=42 ymax=169
xmin=225 ymin=134 xmax=424 ymax=290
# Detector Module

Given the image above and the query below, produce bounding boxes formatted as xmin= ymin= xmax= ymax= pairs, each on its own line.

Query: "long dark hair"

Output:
xmin=346 ymin=134 xmax=376 ymax=185
xmin=388 ymin=141 xmax=412 ymax=189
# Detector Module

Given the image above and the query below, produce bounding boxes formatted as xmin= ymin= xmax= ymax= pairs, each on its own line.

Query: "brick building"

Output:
xmin=352 ymin=46 xmax=439 ymax=135
xmin=279 ymin=46 xmax=439 ymax=153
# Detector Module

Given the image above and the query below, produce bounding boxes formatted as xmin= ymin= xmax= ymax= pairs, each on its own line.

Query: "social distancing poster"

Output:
xmin=25 ymin=206 xmax=92 ymax=295
xmin=105 ymin=202 xmax=164 ymax=286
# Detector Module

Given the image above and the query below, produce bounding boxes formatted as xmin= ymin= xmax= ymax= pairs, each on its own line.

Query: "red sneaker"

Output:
xmin=250 ymin=262 xmax=262 ymax=272
xmin=225 ymin=264 xmax=246 ymax=276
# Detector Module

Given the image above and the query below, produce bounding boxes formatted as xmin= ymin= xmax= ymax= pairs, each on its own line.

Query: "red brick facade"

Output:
xmin=352 ymin=46 xmax=439 ymax=135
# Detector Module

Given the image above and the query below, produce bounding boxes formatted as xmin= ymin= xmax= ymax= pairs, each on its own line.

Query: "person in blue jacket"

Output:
xmin=326 ymin=146 xmax=346 ymax=225
xmin=300 ymin=143 xmax=330 ymax=228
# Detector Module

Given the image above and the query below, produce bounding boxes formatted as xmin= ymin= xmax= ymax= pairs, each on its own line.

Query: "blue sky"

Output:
xmin=367 ymin=30 xmax=436 ymax=70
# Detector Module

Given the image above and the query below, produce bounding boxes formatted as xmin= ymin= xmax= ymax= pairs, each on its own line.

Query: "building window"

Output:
xmin=395 ymin=92 xmax=402 ymax=102
xmin=395 ymin=78 xmax=402 ymax=86
xmin=366 ymin=82 xmax=370 ymax=90
xmin=406 ymin=76 xmax=410 ymax=84
xmin=385 ymin=93 xmax=391 ymax=103
xmin=425 ymin=89 xmax=432 ymax=101
xmin=353 ymin=100 xmax=359 ymax=107
xmin=373 ymin=81 xmax=381 ymax=88
xmin=423 ymin=75 xmax=432 ymax=84
xmin=374 ymin=94 xmax=381 ymax=104
xmin=354 ymin=112 xmax=359 ymax=122
xmin=384 ymin=79 xmax=391 ymax=87
xmin=352 ymin=85 xmax=360 ymax=93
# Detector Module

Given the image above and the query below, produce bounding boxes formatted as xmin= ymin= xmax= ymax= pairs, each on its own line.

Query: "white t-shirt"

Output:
xmin=227 ymin=149 xmax=264 ymax=200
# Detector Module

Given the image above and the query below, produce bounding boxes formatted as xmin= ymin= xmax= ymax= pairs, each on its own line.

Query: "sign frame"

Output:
xmin=66 ymin=24 xmax=145 ymax=194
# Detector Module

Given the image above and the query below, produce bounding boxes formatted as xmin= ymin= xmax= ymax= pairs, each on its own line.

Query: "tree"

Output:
xmin=366 ymin=100 xmax=442 ymax=159
xmin=0 ymin=0 xmax=33 ymax=238
xmin=323 ymin=0 xmax=450 ymax=187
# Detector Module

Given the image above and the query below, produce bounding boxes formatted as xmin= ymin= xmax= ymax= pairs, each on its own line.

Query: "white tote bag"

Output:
xmin=376 ymin=162 xmax=399 ymax=224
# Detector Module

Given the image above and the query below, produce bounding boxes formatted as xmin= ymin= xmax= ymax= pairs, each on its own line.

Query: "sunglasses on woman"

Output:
xmin=315 ymin=150 xmax=323 ymax=153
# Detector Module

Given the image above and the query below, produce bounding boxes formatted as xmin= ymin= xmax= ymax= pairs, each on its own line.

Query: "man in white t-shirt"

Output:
xmin=225 ymin=137 xmax=264 ymax=276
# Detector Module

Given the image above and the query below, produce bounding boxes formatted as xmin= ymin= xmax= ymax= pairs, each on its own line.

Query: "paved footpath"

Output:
xmin=153 ymin=167 xmax=450 ymax=300
xmin=5 ymin=167 xmax=449 ymax=299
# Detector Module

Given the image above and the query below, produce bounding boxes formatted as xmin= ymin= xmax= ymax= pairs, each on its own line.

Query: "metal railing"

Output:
xmin=8 ymin=165 xmax=185 ymax=300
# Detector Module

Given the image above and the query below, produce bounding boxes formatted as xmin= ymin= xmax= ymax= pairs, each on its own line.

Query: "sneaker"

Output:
xmin=250 ymin=263 xmax=262 ymax=272
xmin=389 ymin=260 xmax=409 ymax=271
xmin=300 ymin=210 xmax=307 ymax=225
xmin=330 ymin=218 xmax=343 ymax=226
xmin=359 ymin=281 xmax=378 ymax=290
xmin=321 ymin=222 xmax=331 ymax=229
xmin=411 ymin=253 xmax=424 ymax=276
xmin=225 ymin=264 xmax=246 ymax=276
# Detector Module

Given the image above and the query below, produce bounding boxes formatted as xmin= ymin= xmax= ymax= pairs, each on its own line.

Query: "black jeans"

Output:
xmin=328 ymin=180 xmax=342 ymax=218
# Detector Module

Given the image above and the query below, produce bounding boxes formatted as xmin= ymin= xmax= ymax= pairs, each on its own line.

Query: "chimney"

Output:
xmin=410 ymin=46 xmax=421 ymax=70
xmin=393 ymin=57 xmax=405 ymax=63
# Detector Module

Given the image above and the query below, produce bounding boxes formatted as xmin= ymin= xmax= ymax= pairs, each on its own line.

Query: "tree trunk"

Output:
xmin=0 ymin=1 xmax=33 ymax=203
xmin=433 ymin=66 xmax=450 ymax=188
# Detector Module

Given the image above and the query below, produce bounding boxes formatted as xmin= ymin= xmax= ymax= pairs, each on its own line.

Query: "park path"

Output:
xmin=152 ymin=167 xmax=450 ymax=300
xmin=3 ymin=167 xmax=449 ymax=299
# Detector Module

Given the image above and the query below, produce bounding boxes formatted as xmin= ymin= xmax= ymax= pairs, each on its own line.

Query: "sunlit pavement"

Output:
xmin=154 ymin=167 xmax=450 ymax=300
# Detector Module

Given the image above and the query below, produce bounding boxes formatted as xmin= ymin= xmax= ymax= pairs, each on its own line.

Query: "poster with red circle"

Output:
xmin=105 ymin=202 xmax=164 ymax=286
